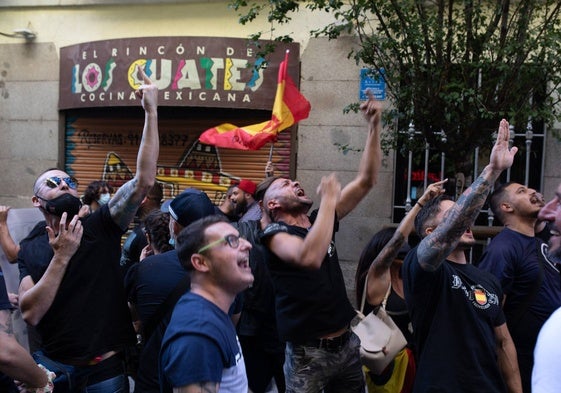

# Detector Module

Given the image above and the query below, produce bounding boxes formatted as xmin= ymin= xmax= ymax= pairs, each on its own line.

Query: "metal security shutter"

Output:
xmin=64 ymin=107 xmax=295 ymax=205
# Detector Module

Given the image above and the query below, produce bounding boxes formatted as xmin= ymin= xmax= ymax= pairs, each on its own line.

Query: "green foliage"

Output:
xmin=229 ymin=0 xmax=561 ymax=170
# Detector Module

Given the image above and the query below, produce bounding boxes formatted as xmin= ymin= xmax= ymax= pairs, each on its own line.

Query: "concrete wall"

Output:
xmin=0 ymin=43 xmax=61 ymax=206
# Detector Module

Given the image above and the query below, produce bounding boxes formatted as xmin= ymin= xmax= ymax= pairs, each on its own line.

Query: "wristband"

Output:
xmin=416 ymin=201 xmax=424 ymax=208
xmin=29 ymin=364 xmax=55 ymax=393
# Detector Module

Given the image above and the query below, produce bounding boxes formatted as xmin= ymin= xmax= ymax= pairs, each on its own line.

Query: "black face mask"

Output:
xmin=38 ymin=193 xmax=82 ymax=218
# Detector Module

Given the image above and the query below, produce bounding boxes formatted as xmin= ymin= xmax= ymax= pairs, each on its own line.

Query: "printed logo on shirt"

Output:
xmin=235 ymin=335 xmax=243 ymax=365
xmin=327 ymin=241 xmax=335 ymax=257
xmin=451 ymin=275 xmax=500 ymax=310
xmin=474 ymin=288 xmax=487 ymax=305
xmin=540 ymin=242 xmax=561 ymax=272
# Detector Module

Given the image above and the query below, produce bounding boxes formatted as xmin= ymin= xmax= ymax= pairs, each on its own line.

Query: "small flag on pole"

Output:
xmin=199 ymin=50 xmax=311 ymax=150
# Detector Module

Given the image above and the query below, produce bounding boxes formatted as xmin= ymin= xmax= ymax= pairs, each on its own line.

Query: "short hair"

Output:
xmin=83 ymin=180 xmax=113 ymax=205
xmin=255 ymin=176 xmax=282 ymax=203
xmin=414 ymin=195 xmax=454 ymax=238
xmin=175 ymin=215 xmax=229 ymax=271
xmin=488 ymin=182 xmax=515 ymax=224
xmin=143 ymin=210 xmax=173 ymax=254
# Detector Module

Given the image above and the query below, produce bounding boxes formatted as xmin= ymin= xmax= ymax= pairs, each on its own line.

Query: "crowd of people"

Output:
xmin=0 ymin=70 xmax=560 ymax=393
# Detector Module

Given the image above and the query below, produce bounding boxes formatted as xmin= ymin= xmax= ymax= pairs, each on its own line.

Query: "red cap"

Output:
xmin=237 ymin=179 xmax=257 ymax=196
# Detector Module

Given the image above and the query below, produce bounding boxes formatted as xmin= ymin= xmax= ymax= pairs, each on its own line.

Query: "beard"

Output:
xmin=233 ymin=198 xmax=248 ymax=217
xmin=277 ymin=195 xmax=313 ymax=215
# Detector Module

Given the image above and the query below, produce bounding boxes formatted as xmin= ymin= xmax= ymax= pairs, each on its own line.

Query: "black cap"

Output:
xmin=167 ymin=188 xmax=215 ymax=227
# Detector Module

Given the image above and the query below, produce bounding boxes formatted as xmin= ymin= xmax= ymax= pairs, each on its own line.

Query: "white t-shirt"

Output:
xmin=533 ymin=307 xmax=561 ymax=392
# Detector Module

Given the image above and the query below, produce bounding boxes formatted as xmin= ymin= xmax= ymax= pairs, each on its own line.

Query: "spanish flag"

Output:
xmin=199 ymin=51 xmax=311 ymax=151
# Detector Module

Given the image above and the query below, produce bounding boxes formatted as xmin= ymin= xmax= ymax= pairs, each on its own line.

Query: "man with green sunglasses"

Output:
xmin=160 ymin=215 xmax=254 ymax=393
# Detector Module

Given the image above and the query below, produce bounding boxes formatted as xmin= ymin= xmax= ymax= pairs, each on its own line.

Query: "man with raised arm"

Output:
xmin=17 ymin=67 xmax=159 ymax=391
xmin=402 ymin=119 xmax=522 ymax=393
xmin=258 ymin=93 xmax=382 ymax=392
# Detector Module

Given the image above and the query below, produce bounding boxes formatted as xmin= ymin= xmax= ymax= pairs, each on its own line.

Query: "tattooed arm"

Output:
xmin=364 ymin=180 xmax=446 ymax=305
xmin=109 ymin=66 xmax=159 ymax=230
xmin=0 ymin=309 xmax=50 ymax=388
xmin=417 ymin=119 xmax=518 ymax=271
xmin=173 ymin=382 xmax=220 ymax=393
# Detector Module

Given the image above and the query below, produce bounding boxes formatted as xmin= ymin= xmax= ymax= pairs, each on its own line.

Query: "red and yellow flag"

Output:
xmin=199 ymin=51 xmax=311 ymax=150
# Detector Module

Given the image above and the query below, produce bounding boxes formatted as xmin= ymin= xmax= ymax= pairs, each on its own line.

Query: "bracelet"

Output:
xmin=416 ymin=201 xmax=424 ymax=208
xmin=29 ymin=364 xmax=55 ymax=393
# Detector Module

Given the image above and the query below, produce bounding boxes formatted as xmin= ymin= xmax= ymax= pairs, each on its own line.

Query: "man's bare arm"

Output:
xmin=0 ymin=310 xmax=50 ymax=388
xmin=0 ymin=206 xmax=19 ymax=263
xmin=495 ymin=323 xmax=523 ymax=393
xmin=366 ymin=180 xmax=446 ymax=305
xmin=417 ymin=119 xmax=517 ymax=271
xmin=109 ymin=66 xmax=159 ymax=230
xmin=336 ymin=92 xmax=382 ymax=220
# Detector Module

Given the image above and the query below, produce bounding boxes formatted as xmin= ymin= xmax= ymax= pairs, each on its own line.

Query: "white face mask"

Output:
xmin=97 ymin=193 xmax=111 ymax=205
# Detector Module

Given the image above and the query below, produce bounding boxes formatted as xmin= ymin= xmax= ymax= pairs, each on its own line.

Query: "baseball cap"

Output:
xmin=167 ymin=188 xmax=215 ymax=227
xmin=237 ymin=179 xmax=257 ymax=196
xmin=161 ymin=199 xmax=172 ymax=212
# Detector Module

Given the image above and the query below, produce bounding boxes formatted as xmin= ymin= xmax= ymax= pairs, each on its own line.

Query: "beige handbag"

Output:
xmin=352 ymin=278 xmax=408 ymax=375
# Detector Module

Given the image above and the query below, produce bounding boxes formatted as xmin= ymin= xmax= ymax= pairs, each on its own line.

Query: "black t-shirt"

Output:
xmin=125 ymin=250 xmax=187 ymax=330
xmin=403 ymin=247 xmax=506 ymax=393
xmin=125 ymin=249 xmax=189 ymax=393
xmin=18 ymin=205 xmax=135 ymax=362
xmin=235 ymin=220 xmax=283 ymax=352
xmin=261 ymin=212 xmax=356 ymax=343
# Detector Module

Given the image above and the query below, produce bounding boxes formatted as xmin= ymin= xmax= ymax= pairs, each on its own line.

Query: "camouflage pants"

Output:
xmin=284 ymin=332 xmax=365 ymax=393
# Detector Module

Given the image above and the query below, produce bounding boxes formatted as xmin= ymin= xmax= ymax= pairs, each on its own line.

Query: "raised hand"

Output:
xmin=46 ymin=212 xmax=83 ymax=262
xmin=489 ymin=119 xmax=518 ymax=172
xmin=0 ymin=205 xmax=11 ymax=225
xmin=134 ymin=65 xmax=158 ymax=112
xmin=360 ymin=89 xmax=383 ymax=129
xmin=316 ymin=173 xmax=341 ymax=205
xmin=418 ymin=179 xmax=448 ymax=206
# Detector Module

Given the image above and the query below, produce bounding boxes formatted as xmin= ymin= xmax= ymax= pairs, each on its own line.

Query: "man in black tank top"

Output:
xmin=259 ymin=93 xmax=384 ymax=393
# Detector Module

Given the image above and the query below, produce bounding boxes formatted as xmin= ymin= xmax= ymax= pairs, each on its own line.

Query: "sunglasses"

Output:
xmin=45 ymin=176 xmax=79 ymax=190
xmin=198 ymin=234 xmax=241 ymax=254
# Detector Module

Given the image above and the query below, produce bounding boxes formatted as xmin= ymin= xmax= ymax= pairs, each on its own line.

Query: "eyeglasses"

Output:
xmin=197 ymin=234 xmax=241 ymax=254
xmin=45 ymin=176 xmax=79 ymax=190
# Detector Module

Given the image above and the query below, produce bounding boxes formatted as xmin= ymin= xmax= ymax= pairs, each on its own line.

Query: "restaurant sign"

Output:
xmin=59 ymin=37 xmax=300 ymax=110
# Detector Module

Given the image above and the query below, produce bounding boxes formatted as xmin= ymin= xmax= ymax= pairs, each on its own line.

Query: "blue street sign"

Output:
xmin=360 ymin=68 xmax=386 ymax=100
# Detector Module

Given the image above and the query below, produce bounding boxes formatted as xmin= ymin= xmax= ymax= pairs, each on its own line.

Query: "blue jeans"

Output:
xmin=33 ymin=351 xmax=128 ymax=393
xmin=83 ymin=375 xmax=128 ymax=393
xmin=284 ymin=332 xmax=365 ymax=393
